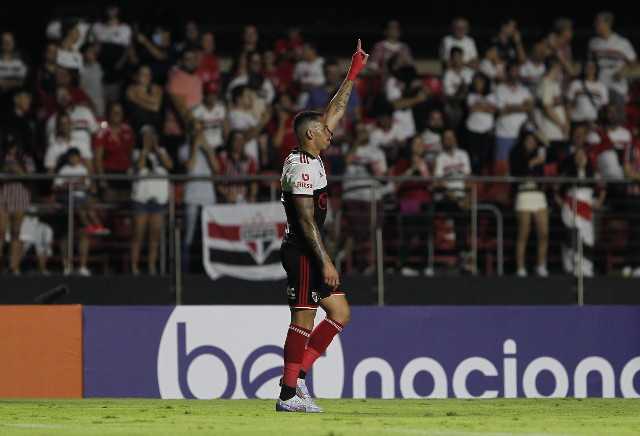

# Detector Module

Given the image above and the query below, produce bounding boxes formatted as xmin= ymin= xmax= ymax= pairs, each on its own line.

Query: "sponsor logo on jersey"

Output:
xmin=297 ymin=182 xmax=313 ymax=189
xmin=318 ymin=192 xmax=328 ymax=210
xmin=302 ymin=173 xmax=310 ymax=181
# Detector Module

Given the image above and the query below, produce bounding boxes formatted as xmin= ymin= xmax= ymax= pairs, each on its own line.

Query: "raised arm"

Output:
xmin=325 ymin=40 xmax=369 ymax=132
xmin=293 ymin=196 xmax=339 ymax=289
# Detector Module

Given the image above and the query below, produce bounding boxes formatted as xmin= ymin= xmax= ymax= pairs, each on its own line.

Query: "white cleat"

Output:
xmin=276 ymin=395 xmax=312 ymax=412
xmin=295 ymin=378 xmax=323 ymax=412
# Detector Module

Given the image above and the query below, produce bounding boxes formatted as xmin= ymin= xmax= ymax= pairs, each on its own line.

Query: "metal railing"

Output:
xmin=1 ymin=172 xmax=638 ymax=307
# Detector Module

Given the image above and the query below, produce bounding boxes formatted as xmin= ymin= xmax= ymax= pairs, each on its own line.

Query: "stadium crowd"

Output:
xmin=1 ymin=6 xmax=640 ymax=278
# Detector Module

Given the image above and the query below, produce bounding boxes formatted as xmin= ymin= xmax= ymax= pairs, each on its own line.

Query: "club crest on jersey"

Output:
xmin=312 ymin=291 xmax=320 ymax=303
xmin=318 ymin=192 xmax=328 ymax=210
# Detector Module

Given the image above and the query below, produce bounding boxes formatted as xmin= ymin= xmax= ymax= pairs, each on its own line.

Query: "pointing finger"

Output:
xmin=357 ymin=39 xmax=361 ymax=52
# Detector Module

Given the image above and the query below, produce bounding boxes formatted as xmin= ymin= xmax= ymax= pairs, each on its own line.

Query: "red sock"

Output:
xmin=301 ymin=317 xmax=344 ymax=373
xmin=282 ymin=324 xmax=311 ymax=387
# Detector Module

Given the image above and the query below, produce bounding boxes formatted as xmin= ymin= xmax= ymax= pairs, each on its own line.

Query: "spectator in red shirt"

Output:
xmin=393 ymin=135 xmax=433 ymax=276
xmin=39 ymin=67 xmax=93 ymax=118
xmin=94 ymin=102 xmax=136 ymax=199
xmin=262 ymin=50 xmax=290 ymax=94
xmin=197 ymin=32 xmax=219 ymax=85
xmin=268 ymin=92 xmax=297 ymax=168
xmin=274 ymin=23 xmax=303 ymax=89
xmin=217 ymin=130 xmax=258 ymax=204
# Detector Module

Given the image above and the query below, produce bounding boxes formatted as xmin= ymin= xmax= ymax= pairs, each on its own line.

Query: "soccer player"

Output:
xmin=276 ymin=40 xmax=368 ymax=412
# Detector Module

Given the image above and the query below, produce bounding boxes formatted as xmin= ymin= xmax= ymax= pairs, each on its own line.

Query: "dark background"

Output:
xmin=3 ymin=0 xmax=639 ymax=63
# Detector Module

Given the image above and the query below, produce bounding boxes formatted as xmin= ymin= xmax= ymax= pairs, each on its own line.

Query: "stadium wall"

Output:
xmin=82 ymin=306 xmax=640 ymax=399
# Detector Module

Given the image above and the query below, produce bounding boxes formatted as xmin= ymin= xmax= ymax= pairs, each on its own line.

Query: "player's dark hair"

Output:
xmin=293 ymin=110 xmax=322 ymax=143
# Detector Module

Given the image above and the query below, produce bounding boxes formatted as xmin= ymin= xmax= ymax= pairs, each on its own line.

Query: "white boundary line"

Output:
xmin=386 ymin=429 xmax=606 ymax=436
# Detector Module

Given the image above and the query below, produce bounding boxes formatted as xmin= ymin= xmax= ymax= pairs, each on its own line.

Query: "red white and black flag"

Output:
xmin=201 ymin=202 xmax=287 ymax=280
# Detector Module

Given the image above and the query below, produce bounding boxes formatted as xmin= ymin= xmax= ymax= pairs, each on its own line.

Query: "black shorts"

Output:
xmin=280 ymin=249 xmax=344 ymax=309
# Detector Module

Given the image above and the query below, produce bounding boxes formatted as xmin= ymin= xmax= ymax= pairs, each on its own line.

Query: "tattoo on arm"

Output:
xmin=294 ymin=196 xmax=331 ymax=265
xmin=328 ymin=81 xmax=353 ymax=117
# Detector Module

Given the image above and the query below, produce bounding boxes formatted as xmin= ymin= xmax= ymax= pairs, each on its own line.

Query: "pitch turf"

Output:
xmin=0 ymin=398 xmax=639 ymax=436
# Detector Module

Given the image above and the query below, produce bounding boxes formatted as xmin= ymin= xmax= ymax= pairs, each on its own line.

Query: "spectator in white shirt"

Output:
xmin=130 ymin=125 xmax=174 ymax=276
xmin=385 ymin=55 xmax=430 ymax=141
xmin=421 ymin=109 xmax=445 ymax=168
xmin=191 ymin=81 xmax=230 ymax=151
xmin=368 ymin=19 xmax=413 ymax=83
xmin=479 ymin=44 xmax=506 ymax=88
xmin=589 ymin=11 xmax=638 ymax=123
xmin=178 ymin=118 xmax=220 ymax=272
xmin=443 ymin=47 xmax=474 ymax=132
xmin=534 ymin=57 xmax=569 ymax=151
xmin=57 ymin=23 xmax=83 ymax=86
xmin=342 ymin=122 xmax=388 ymax=274
xmin=80 ymin=43 xmax=104 ymax=117
xmin=494 ymin=62 xmax=533 ymax=164
xmin=433 ymin=129 xmax=473 ymax=271
xmin=566 ymin=59 xmax=609 ymax=125
xmin=44 ymin=111 xmax=94 ymax=174
xmin=440 ymin=17 xmax=479 ymax=70
xmin=519 ymin=41 xmax=546 ymax=95
xmin=465 ymin=73 xmax=497 ymax=175
xmin=369 ymin=102 xmax=405 ymax=165
xmin=228 ymin=85 xmax=271 ymax=165
xmin=293 ymin=40 xmax=324 ymax=109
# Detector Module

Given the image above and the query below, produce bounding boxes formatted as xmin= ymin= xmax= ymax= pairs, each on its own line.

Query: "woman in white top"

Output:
xmin=464 ymin=73 xmax=497 ymax=174
xmin=130 ymin=125 xmax=174 ymax=275
xmin=566 ymin=59 xmax=609 ymax=125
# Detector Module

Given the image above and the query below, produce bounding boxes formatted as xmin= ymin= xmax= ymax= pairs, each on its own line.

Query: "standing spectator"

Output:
xmin=465 ymin=73 xmax=497 ymax=175
xmin=273 ymin=23 xmax=303 ymax=88
xmin=197 ymin=32 xmax=219 ymax=85
xmin=545 ymin=18 xmax=578 ymax=87
xmin=230 ymin=25 xmax=262 ymax=76
xmin=566 ymin=59 xmax=608 ymax=125
xmin=369 ymin=19 xmax=413 ymax=83
xmin=479 ymin=44 xmax=506 ymax=87
xmin=393 ymin=135 xmax=433 ymax=276
xmin=342 ymin=122 xmax=388 ymax=275
xmin=191 ymin=82 xmax=229 ymax=152
xmin=442 ymin=47 xmax=474 ymax=132
xmin=369 ymin=102 xmax=405 ymax=166
xmin=533 ymin=57 xmax=569 ymax=155
xmin=0 ymin=32 xmax=28 ymax=116
xmin=175 ymin=21 xmax=200 ymax=53
xmin=217 ymin=131 xmax=258 ymax=204
xmin=307 ymin=58 xmax=362 ymax=136
xmin=589 ymin=104 xmax=632 ymax=176
xmin=130 ymin=125 xmax=173 ymax=275
xmin=589 ymin=11 xmax=637 ymax=123
xmin=421 ymin=109 xmax=445 ymax=168
xmin=57 ymin=24 xmax=83 ymax=86
xmin=433 ymin=129 xmax=472 ymax=272
xmin=0 ymin=136 xmax=35 ymax=275
xmin=125 ymin=65 xmax=164 ymax=133
xmin=293 ymin=40 xmax=324 ymax=109
xmin=3 ymin=89 xmax=37 ymax=157
xmin=45 ymin=87 xmax=99 ymax=169
xmin=44 ymin=113 xmax=93 ymax=174
xmin=494 ymin=63 xmax=533 ymax=164
xmin=226 ymin=51 xmax=275 ymax=106
xmin=262 ymin=49 xmax=290 ymax=94
xmin=228 ymin=85 xmax=271 ymax=164
xmin=268 ymin=92 xmax=298 ymax=168
xmin=440 ymin=17 xmax=479 ymax=69
xmin=178 ymin=119 xmax=220 ymax=272
xmin=509 ymin=125 xmax=549 ymax=277
xmin=6 ymin=209 xmax=54 ymax=276
xmin=88 ymin=4 xmax=133 ymax=105
xmin=80 ymin=43 xmax=104 ymax=117
xmin=34 ymin=43 xmax=59 ymax=97
xmin=135 ymin=24 xmax=176 ymax=85
xmin=52 ymin=148 xmax=103 ymax=276
xmin=94 ymin=103 xmax=136 ymax=200
xmin=622 ymin=135 xmax=640 ymax=277
xmin=163 ymin=45 xmax=203 ymax=156
xmin=385 ymin=55 xmax=430 ymax=141
xmin=491 ymin=19 xmax=526 ymax=64
xmin=519 ymin=42 xmax=546 ymax=95
xmin=554 ymin=148 xmax=606 ymax=277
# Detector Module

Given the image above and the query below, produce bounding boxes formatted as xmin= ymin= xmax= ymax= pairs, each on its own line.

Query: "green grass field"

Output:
xmin=0 ymin=398 xmax=639 ymax=436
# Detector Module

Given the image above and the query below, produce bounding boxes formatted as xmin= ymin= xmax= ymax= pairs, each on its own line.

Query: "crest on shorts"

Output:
xmin=287 ymin=286 xmax=296 ymax=299
xmin=312 ymin=291 xmax=320 ymax=303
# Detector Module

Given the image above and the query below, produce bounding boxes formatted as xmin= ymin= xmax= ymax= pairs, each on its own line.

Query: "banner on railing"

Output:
xmin=201 ymin=202 xmax=287 ymax=281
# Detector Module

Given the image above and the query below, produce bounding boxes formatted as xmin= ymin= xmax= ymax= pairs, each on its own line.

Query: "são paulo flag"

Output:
xmin=201 ymin=202 xmax=287 ymax=280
